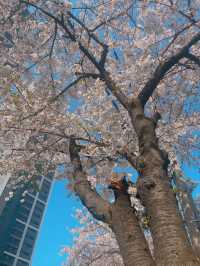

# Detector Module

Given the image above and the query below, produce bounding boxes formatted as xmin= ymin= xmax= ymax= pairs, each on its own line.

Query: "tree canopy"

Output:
xmin=0 ymin=1 xmax=200 ymax=265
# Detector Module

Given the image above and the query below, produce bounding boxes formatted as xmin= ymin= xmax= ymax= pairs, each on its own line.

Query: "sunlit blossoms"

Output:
xmin=0 ymin=0 xmax=200 ymax=265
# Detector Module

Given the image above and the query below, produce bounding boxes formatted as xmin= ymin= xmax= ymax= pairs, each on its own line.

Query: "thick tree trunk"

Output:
xmin=109 ymin=193 xmax=155 ymax=266
xmin=129 ymin=99 xmax=199 ymax=266
xmin=137 ymin=173 xmax=199 ymax=265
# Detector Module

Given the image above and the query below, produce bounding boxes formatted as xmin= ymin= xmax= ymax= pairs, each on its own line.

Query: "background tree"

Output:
xmin=0 ymin=0 xmax=200 ymax=265
xmin=61 ymin=208 xmax=124 ymax=266
xmin=62 ymin=198 xmax=155 ymax=266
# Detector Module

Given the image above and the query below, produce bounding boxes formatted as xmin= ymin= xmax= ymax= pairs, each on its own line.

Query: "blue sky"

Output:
xmin=31 ymin=180 xmax=82 ymax=266
xmin=182 ymin=163 xmax=200 ymax=198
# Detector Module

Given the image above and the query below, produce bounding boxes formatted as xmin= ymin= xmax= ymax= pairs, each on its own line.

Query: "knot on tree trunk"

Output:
xmin=108 ymin=177 xmax=129 ymax=199
xmin=137 ymin=176 xmax=156 ymax=193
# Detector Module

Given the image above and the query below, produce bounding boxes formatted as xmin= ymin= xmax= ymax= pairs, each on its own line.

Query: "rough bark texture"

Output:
xmin=109 ymin=191 xmax=155 ymax=266
xmin=129 ymin=99 xmax=199 ymax=266
xmin=69 ymin=138 xmax=111 ymax=222
xmin=69 ymin=138 xmax=155 ymax=266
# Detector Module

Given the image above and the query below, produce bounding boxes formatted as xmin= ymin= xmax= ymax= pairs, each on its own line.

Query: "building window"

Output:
xmin=16 ymin=259 xmax=29 ymax=266
xmin=46 ymin=172 xmax=54 ymax=180
xmin=15 ymin=194 xmax=34 ymax=223
xmin=16 ymin=208 xmax=29 ymax=223
xmin=35 ymin=201 xmax=45 ymax=213
xmin=19 ymin=228 xmax=37 ymax=260
xmin=3 ymin=221 xmax=25 ymax=255
xmin=10 ymin=220 xmax=25 ymax=238
xmin=29 ymin=215 xmax=40 ymax=228
xmin=0 ymin=253 xmax=14 ymax=266
xmin=30 ymin=201 xmax=45 ymax=228
xmin=24 ymin=227 xmax=37 ymax=244
xmin=19 ymin=248 xmax=31 ymax=260
xmin=23 ymin=195 xmax=34 ymax=208
xmin=5 ymin=235 xmax=20 ymax=255
xmin=38 ymin=180 xmax=51 ymax=202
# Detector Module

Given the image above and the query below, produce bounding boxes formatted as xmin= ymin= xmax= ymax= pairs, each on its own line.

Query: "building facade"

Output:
xmin=173 ymin=173 xmax=200 ymax=256
xmin=0 ymin=173 xmax=54 ymax=266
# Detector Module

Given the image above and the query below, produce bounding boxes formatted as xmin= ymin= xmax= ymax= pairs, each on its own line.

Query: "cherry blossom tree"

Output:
xmin=61 ymin=208 xmax=124 ymax=266
xmin=62 ymin=201 xmax=154 ymax=266
xmin=0 ymin=0 xmax=200 ymax=265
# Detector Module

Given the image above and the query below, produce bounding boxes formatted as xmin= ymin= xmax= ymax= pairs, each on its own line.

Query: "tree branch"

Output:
xmin=21 ymin=1 xmax=100 ymax=68
xmin=117 ymin=150 xmax=138 ymax=169
xmin=99 ymin=45 xmax=109 ymax=68
xmin=138 ymin=32 xmax=200 ymax=107
xmin=67 ymin=11 xmax=106 ymax=47
xmin=21 ymin=1 xmax=130 ymax=110
xmin=21 ymin=77 xmax=82 ymax=121
xmin=103 ymin=73 xmax=131 ymax=110
xmin=76 ymin=71 xmax=130 ymax=110
xmin=51 ymin=77 xmax=82 ymax=102
xmin=69 ymin=138 xmax=111 ymax=222
xmin=185 ymin=53 xmax=200 ymax=67
xmin=75 ymin=71 xmax=100 ymax=79
xmin=6 ymin=127 xmax=107 ymax=147
xmin=50 ymin=21 xmax=57 ymax=58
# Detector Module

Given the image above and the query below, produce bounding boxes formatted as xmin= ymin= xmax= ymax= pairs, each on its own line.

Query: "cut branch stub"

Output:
xmin=108 ymin=177 xmax=129 ymax=198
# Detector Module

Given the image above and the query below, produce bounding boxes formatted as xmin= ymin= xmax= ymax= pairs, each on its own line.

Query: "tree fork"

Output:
xmin=69 ymin=138 xmax=155 ymax=266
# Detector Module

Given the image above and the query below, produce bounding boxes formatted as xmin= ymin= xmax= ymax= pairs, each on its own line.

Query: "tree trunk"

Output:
xmin=69 ymin=138 xmax=155 ymax=266
xmin=129 ymin=99 xmax=199 ymax=265
xmin=109 ymin=193 xmax=155 ymax=266
xmin=137 ymin=173 xmax=199 ymax=265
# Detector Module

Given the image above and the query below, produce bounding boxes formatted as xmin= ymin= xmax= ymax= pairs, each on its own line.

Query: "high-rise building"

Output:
xmin=0 ymin=173 xmax=54 ymax=266
xmin=173 ymin=173 xmax=200 ymax=256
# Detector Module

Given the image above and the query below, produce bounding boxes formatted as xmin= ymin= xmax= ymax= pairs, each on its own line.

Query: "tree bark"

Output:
xmin=129 ymin=99 xmax=199 ymax=266
xmin=69 ymin=138 xmax=155 ymax=266
xmin=109 ymin=193 xmax=155 ymax=266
